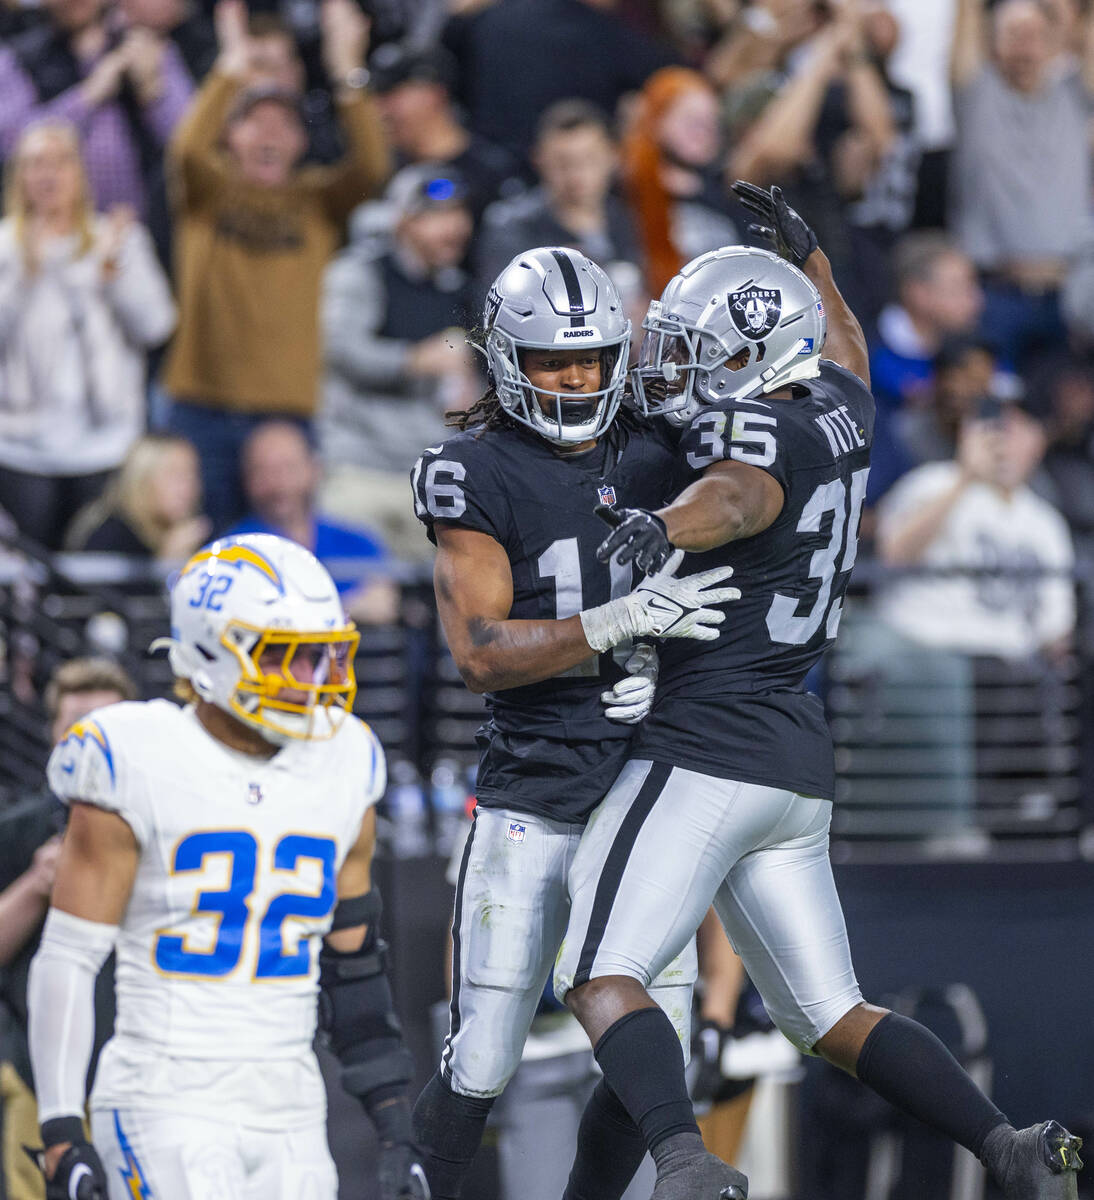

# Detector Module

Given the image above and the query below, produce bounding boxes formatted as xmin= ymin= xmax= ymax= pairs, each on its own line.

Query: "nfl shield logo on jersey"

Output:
xmin=247 ymin=782 xmax=264 ymax=805
xmin=728 ymin=287 xmax=781 ymax=341
xmin=506 ymin=821 xmax=527 ymax=844
xmin=597 ymin=486 xmax=617 ymax=506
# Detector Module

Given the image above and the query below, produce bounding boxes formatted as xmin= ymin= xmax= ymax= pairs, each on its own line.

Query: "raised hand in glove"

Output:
xmin=580 ymin=550 xmax=740 ymax=652
xmin=378 ymin=1142 xmax=431 ymax=1200
xmin=731 ymin=181 xmax=818 ymax=269
xmin=29 ymin=1141 xmax=108 ymax=1200
xmin=602 ymin=642 xmax=658 ymax=724
xmin=595 ymin=502 xmax=673 ymax=575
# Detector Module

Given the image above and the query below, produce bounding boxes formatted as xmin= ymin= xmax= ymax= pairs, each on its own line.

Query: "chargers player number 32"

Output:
xmin=154 ymin=830 xmax=336 ymax=980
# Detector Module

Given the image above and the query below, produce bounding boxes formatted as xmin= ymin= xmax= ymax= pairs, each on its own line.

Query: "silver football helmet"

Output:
xmin=484 ymin=246 xmax=631 ymax=444
xmin=632 ymin=246 xmax=826 ymax=426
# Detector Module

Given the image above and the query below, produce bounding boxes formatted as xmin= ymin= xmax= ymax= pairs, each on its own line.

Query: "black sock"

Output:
xmin=856 ymin=1012 xmax=1009 ymax=1158
xmin=411 ymin=1071 xmax=495 ymax=1200
xmin=593 ymin=1007 xmax=699 ymax=1153
xmin=563 ymin=1079 xmax=649 ymax=1200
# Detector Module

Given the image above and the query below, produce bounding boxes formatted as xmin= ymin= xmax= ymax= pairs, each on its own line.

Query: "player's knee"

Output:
xmin=446 ymin=1063 xmax=512 ymax=1100
xmin=563 ymin=974 xmax=642 ymax=1031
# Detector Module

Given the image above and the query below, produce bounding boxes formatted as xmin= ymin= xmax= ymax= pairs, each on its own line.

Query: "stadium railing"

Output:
xmin=0 ymin=534 xmax=1089 ymax=864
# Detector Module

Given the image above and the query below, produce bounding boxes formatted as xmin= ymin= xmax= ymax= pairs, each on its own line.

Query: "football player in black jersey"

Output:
xmin=552 ymin=189 xmax=1083 ymax=1200
xmin=409 ymin=246 xmax=741 ymax=1200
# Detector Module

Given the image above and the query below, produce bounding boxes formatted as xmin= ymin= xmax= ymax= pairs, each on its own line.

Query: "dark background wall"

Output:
xmin=327 ymin=856 xmax=1094 ymax=1200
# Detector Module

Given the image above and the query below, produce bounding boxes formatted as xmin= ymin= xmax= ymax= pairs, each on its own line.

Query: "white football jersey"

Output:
xmin=47 ymin=699 xmax=385 ymax=1123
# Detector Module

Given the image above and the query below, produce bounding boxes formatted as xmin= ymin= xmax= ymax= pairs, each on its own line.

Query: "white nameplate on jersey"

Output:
xmin=553 ymin=325 xmax=602 ymax=342
xmin=814 ymin=404 xmax=866 ymax=458
xmin=506 ymin=821 xmax=527 ymax=844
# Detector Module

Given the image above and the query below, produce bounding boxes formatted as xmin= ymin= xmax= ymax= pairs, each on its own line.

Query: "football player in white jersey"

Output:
xmin=26 ymin=534 xmax=428 ymax=1200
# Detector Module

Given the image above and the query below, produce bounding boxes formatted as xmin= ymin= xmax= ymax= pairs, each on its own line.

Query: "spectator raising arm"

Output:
xmin=729 ymin=21 xmax=851 ymax=185
xmin=123 ymin=31 xmax=195 ymax=149
xmin=167 ymin=0 xmax=254 ymax=198
xmin=730 ymin=4 xmax=893 ymax=188
xmin=951 ymin=0 xmax=986 ymax=87
xmin=1083 ymin=1 xmax=1094 ymax=95
xmin=311 ymin=0 xmax=392 ymax=220
xmin=839 ymin=2 xmax=896 ymax=162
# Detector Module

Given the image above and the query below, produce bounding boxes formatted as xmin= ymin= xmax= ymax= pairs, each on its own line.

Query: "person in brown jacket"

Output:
xmin=161 ymin=0 xmax=390 ymax=531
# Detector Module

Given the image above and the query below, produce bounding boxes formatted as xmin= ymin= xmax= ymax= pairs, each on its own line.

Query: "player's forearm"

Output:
xmin=28 ymin=910 xmax=117 ymax=1130
xmin=451 ymin=615 xmax=597 ymax=693
xmin=658 ymin=475 xmax=764 ymax=552
xmin=0 ymin=871 xmax=51 ymax=966
xmin=802 ymin=248 xmax=870 ymax=386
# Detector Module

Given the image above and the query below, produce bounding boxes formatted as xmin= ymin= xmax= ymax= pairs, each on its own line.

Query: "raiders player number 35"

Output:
xmin=551 ymin=185 xmax=1083 ymax=1200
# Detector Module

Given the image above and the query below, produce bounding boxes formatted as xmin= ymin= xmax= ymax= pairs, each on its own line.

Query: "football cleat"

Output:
xmin=982 ymin=1120 xmax=1083 ymax=1200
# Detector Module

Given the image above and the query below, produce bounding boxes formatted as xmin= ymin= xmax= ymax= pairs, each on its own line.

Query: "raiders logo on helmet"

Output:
xmin=728 ymin=287 xmax=781 ymax=341
xmin=484 ymin=287 xmax=503 ymax=329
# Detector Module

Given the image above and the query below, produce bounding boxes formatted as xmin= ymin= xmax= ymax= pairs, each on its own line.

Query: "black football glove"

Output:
xmin=731 ymin=181 xmax=819 ymax=269
xmin=595 ymin=503 xmax=673 ymax=576
xmin=26 ymin=1142 xmax=108 ymax=1200
xmin=377 ymin=1141 xmax=431 ymax=1200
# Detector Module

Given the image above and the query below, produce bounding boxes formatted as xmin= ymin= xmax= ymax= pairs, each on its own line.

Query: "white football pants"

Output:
xmin=91 ymin=1106 xmax=338 ymax=1200
xmin=555 ymin=760 xmax=864 ymax=1053
xmin=443 ymin=806 xmax=697 ymax=1098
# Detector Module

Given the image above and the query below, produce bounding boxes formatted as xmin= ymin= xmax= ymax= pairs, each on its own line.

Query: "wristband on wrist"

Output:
xmin=41 ymin=1116 xmax=85 ymax=1149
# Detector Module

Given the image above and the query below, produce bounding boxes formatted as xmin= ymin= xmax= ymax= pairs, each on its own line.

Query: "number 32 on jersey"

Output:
xmin=153 ymin=830 xmax=336 ymax=981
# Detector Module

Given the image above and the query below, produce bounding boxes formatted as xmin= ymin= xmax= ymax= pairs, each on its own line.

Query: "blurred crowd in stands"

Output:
xmin=1 ymin=6 xmax=1093 ymax=1193
xmin=0 ymin=0 xmax=1091 ymax=640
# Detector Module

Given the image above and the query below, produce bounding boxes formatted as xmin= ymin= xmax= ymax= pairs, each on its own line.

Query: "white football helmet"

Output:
xmin=484 ymin=246 xmax=631 ymax=444
xmin=164 ymin=534 xmax=359 ymax=744
xmin=632 ymin=246 xmax=827 ymax=426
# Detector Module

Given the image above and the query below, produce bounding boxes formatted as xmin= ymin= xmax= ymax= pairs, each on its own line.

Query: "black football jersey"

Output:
xmin=636 ymin=360 xmax=875 ymax=799
xmin=413 ymin=418 xmax=680 ymax=822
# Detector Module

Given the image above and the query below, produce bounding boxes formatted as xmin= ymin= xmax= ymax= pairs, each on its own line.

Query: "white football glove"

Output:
xmin=580 ymin=550 xmax=740 ymax=653
xmin=602 ymin=643 xmax=659 ymax=724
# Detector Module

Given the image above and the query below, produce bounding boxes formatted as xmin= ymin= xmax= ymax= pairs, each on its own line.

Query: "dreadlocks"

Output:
xmin=444 ymin=387 xmax=517 ymax=434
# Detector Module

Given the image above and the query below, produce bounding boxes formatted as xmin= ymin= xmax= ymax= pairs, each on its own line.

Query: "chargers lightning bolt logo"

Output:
xmin=113 ymin=1111 xmax=154 ymax=1199
xmin=57 ymin=720 xmax=115 ymax=784
xmin=180 ymin=540 xmax=285 ymax=594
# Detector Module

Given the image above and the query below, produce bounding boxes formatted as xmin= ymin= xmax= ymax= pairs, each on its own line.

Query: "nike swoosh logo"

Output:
xmin=60 ymin=762 xmax=75 ymax=774
xmin=645 ymin=597 xmax=678 ymax=615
